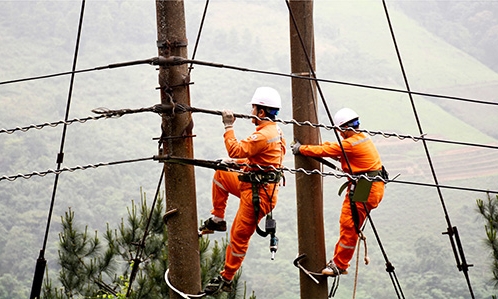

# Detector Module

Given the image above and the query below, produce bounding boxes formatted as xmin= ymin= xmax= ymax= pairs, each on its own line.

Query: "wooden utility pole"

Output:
xmin=156 ymin=1 xmax=201 ymax=298
xmin=289 ymin=0 xmax=328 ymax=298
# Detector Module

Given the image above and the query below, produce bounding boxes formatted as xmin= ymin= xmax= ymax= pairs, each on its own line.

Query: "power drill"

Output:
xmin=270 ymin=234 xmax=279 ymax=260
xmin=265 ymin=217 xmax=278 ymax=260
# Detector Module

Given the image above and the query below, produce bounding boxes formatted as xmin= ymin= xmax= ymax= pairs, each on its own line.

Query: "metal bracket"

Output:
xmin=157 ymin=39 xmax=188 ymax=49
xmin=162 ymin=209 xmax=178 ymax=225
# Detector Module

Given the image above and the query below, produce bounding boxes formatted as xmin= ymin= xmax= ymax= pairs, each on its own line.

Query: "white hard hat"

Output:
xmin=334 ymin=108 xmax=359 ymax=127
xmin=250 ymin=87 xmax=281 ymax=109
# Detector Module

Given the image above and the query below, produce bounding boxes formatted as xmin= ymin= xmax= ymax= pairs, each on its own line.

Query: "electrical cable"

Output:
xmin=188 ymin=0 xmax=210 ymax=75
xmin=4 ymin=104 xmax=498 ymax=154
xmin=0 ymin=114 xmax=111 ymax=135
xmin=2 ymin=55 xmax=497 ymax=109
xmin=161 ymin=56 xmax=498 ymax=107
xmin=381 ymin=0 xmax=474 ymax=297
xmin=6 ymin=154 xmax=498 ymax=195
xmin=0 ymin=157 xmax=154 ymax=182
xmin=29 ymin=1 xmax=86 ymax=298
xmin=0 ymin=57 xmax=162 ymax=86
xmin=93 ymin=103 xmax=498 ymax=151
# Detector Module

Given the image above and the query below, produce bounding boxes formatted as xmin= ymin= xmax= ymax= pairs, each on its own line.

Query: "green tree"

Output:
xmin=477 ymin=193 xmax=498 ymax=291
xmin=42 ymin=190 xmax=255 ymax=299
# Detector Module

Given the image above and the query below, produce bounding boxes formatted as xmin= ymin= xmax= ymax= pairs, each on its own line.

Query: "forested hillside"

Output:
xmin=0 ymin=1 xmax=497 ymax=298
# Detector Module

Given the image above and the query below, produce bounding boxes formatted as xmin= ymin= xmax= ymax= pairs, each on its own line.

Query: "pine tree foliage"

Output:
xmin=42 ymin=190 xmax=256 ymax=299
xmin=477 ymin=193 xmax=498 ymax=291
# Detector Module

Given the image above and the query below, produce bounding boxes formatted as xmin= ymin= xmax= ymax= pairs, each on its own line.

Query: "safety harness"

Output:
xmin=238 ymin=169 xmax=283 ymax=260
xmin=338 ymin=166 xmax=389 ymax=234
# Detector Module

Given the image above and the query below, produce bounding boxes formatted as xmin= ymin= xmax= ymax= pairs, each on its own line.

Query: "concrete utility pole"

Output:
xmin=288 ymin=0 xmax=328 ymax=298
xmin=156 ymin=1 xmax=201 ymax=298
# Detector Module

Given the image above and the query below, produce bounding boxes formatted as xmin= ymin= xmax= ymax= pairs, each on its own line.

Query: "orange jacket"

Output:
xmin=299 ymin=132 xmax=382 ymax=174
xmin=224 ymin=122 xmax=286 ymax=170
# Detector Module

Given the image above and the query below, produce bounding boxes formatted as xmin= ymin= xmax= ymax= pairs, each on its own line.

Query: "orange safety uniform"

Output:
xmin=212 ymin=121 xmax=286 ymax=281
xmin=299 ymin=132 xmax=384 ymax=271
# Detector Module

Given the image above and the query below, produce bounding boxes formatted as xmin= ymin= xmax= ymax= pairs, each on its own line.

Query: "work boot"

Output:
xmin=203 ymin=275 xmax=233 ymax=295
xmin=199 ymin=218 xmax=227 ymax=234
xmin=321 ymin=261 xmax=348 ymax=277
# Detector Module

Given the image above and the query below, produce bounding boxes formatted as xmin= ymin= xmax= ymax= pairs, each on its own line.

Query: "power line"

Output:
xmin=161 ymin=56 xmax=498 ymax=107
xmin=4 ymin=155 xmax=498 ymax=196
xmin=92 ymin=102 xmax=498 ymax=152
xmin=0 ymin=57 xmax=164 ymax=86
xmin=0 ymin=114 xmax=112 ymax=135
xmin=2 ymin=55 xmax=497 ymax=108
xmin=4 ymin=103 xmax=498 ymax=154
xmin=0 ymin=157 xmax=155 ymax=182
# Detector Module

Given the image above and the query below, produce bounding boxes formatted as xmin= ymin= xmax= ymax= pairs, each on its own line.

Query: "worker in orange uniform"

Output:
xmin=291 ymin=107 xmax=386 ymax=277
xmin=200 ymin=86 xmax=286 ymax=294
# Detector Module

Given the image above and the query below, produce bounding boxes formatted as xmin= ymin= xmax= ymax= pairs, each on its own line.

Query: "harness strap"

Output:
xmin=238 ymin=171 xmax=282 ymax=238
xmin=251 ymin=182 xmax=269 ymax=237
xmin=238 ymin=171 xmax=282 ymax=183
xmin=349 ymin=191 xmax=362 ymax=235
xmin=340 ymin=169 xmax=384 ymax=233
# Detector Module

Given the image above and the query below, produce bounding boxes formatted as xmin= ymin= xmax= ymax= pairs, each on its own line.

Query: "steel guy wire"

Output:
xmin=382 ymin=0 xmax=474 ymax=297
xmin=188 ymin=0 xmax=210 ymax=75
xmin=126 ymin=169 xmax=164 ymax=297
xmin=31 ymin=1 xmax=86 ymax=298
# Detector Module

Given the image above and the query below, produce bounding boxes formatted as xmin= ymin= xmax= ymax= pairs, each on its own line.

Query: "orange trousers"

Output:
xmin=333 ymin=181 xmax=384 ymax=270
xmin=211 ymin=170 xmax=278 ymax=281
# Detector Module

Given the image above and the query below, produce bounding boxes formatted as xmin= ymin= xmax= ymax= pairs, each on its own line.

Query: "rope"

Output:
xmin=164 ymin=269 xmax=205 ymax=299
xmin=382 ymin=0 xmax=474 ymax=297
xmin=352 ymin=232 xmax=369 ymax=299
xmin=353 ymin=239 xmax=360 ymax=299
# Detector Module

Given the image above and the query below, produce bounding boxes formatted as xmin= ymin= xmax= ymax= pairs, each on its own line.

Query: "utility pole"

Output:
xmin=288 ymin=0 xmax=328 ymax=298
xmin=156 ymin=1 xmax=201 ymax=298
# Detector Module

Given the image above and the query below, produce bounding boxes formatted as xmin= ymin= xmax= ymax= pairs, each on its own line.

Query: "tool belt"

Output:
xmin=238 ymin=171 xmax=282 ymax=184
xmin=338 ymin=167 xmax=388 ymax=203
